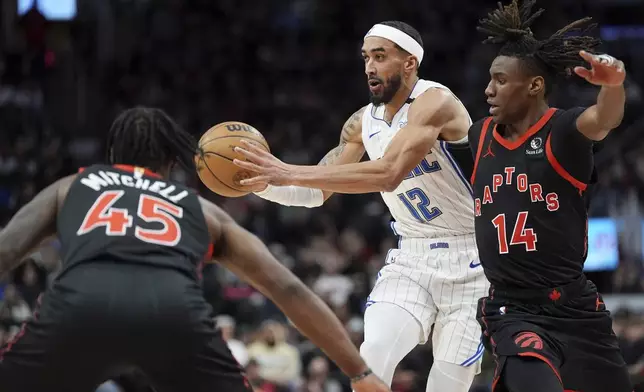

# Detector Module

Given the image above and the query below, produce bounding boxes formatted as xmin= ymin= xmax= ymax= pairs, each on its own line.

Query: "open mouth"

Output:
xmin=368 ymin=79 xmax=382 ymax=92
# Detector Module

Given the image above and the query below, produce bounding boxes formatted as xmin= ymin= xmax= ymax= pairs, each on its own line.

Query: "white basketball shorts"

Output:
xmin=366 ymin=234 xmax=489 ymax=368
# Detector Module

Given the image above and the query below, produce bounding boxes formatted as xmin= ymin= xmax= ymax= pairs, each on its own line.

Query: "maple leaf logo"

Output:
xmin=548 ymin=289 xmax=561 ymax=301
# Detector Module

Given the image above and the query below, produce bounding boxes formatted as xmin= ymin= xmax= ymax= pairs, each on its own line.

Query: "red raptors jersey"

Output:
xmin=469 ymin=108 xmax=595 ymax=289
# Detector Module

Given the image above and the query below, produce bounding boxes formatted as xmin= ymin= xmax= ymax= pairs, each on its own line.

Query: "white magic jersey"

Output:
xmin=362 ymin=79 xmax=474 ymax=239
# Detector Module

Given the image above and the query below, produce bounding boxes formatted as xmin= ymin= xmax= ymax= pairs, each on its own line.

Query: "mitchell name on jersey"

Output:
xmin=79 ymin=168 xmax=189 ymax=203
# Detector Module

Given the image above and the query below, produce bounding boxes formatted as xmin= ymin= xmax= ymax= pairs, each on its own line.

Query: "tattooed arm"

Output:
xmin=247 ymin=107 xmax=366 ymax=207
xmin=316 ymin=106 xmax=367 ymax=200
xmin=235 ymin=89 xmax=463 ymax=193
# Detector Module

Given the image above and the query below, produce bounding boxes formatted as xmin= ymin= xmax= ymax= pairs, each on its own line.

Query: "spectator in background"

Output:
xmin=12 ymin=257 xmax=47 ymax=308
xmin=0 ymin=284 xmax=31 ymax=339
xmin=614 ymin=308 xmax=633 ymax=341
xmin=248 ymin=320 xmax=302 ymax=390
xmin=613 ymin=252 xmax=644 ymax=293
xmin=310 ymin=238 xmax=354 ymax=316
xmin=95 ymin=381 xmax=124 ymax=392
xmin=391 ymin=369 xmax=417 ymax=392
xmin=304 ymin=356 xmax=342 ymax=392
xmin=216 ymin=314 xmax=249 ymax=367
xmin=246 ymin=359 xmax=277 ymax=392
xmin=611 ymin=309 xmax=644 ymax=391
xmin=0 ymin=324 xmax=9 ymax=347
xmin=346 ymin=316 xmax=364 ymax=349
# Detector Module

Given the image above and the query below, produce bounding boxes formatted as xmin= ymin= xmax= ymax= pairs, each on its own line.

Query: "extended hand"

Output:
xmin=574 ymin=51 xmax=626 ymax=87
xmin=233 ymin=140 xmax=297 ymax=186
xmin=351 ymin=374 xmax=391 ymax=392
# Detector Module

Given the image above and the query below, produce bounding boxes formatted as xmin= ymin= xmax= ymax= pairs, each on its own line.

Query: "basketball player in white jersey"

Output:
xmin=234 ymin=21 xmax=488 ymax=392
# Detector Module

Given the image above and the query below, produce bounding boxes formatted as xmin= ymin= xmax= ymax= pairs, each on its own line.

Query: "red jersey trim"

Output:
xmin=78 ymin=165 xmax=162 ymax=179
xmin=113 ymin=164 xmax=162 ymax=179
xmin=197 ymin=243 xmax=214 ymax=281
xmin=493 ymin=108 xmax=557 ymax=151
xmin=471 ymin=117 xmax=493 ymax=185
xmin=205 ymin=243 xmax=214 ymax=260
xmin=517 ymin=352 xmax=563 ymax=386
xmin=544 ymin=135 xmax=587 ymax=193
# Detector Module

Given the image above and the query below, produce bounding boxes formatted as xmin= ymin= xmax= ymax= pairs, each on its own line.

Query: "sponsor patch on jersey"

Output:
xmin=525 ymin=136 xmax=544 ymax=158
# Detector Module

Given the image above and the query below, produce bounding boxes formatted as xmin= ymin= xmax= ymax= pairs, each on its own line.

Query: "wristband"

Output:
xmin=350 ymin=368 xmax=373 ymax=383
xmin=254 ymin=184 xmax=324 ymax=208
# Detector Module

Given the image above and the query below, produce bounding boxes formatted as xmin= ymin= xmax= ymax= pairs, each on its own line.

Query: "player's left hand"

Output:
xmin=574 ymin=51 xmax=626 ymax=87
xmin=233 ymin=140 xmax=296 ymax=186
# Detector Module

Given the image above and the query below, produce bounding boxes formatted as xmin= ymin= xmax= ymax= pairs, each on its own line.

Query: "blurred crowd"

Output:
xmin=1 ymin=0 xmax=644 ymax=391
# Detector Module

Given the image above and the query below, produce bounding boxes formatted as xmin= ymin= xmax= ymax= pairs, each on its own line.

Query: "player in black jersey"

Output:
xmin=0 ymin=107 xmax=389 ymax=392
xmin=469 ymin=1 xmax=631 ymax=392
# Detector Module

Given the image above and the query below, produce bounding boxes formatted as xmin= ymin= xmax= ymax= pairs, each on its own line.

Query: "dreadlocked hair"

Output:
xmin=106 ymin=107 xmax=197 ymax=173
xmin=477 ymin=0 xmax=600 ymax=81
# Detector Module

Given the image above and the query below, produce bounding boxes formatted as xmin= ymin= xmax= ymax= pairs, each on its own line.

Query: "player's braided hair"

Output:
xmin=106 ymin=107 xmax=196 ymax=173
xmin=477 ymin=0 xmax=600 ymax=79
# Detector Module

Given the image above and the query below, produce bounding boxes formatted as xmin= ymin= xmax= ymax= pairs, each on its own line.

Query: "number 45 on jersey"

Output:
xmin=77 ymin=190 xmax=183 ymax=246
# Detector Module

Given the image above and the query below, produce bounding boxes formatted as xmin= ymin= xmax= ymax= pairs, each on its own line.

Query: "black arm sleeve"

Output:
xmin=445 ymin=142 xmax=474 ymax=181
xmin=468 ymin=118 xmax=487 ymax=160
xmin=549 ymin=108 xmax=595 ymax=185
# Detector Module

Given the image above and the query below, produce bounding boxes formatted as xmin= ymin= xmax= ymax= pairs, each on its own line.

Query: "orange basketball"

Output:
xmin=195 ymin=121 xmax=270 ymax=197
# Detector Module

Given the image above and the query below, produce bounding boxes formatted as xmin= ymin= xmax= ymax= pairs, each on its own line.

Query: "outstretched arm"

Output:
xmin=0 ymin=175 xmax=75 ymax=273
xmin=314 ymin=107 xmax=367 ymax=200
xmin=235 ymin=88 xmax=465 ymax=193
xmin=252 ymin=107 xmax=366 ymax=206
xmin=574 ymin=51 xmax=626 ymax=141
xmin=199 ymin=197 xmax=386 ymax=391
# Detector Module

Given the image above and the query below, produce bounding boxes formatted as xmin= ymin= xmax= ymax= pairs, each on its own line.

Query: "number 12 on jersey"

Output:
xmin=397 ymin=187 xmax=442 ymax=223
xmin=491 ymin=212 xmax=537 ymax=254
xmin=77 ymin=190 xmax=183 ymax=246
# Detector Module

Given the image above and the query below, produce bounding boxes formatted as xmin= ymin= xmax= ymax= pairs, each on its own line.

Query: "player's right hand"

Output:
xmin=233 ymin=141 xmax=297 ymax=186
xmin=351 ymin=374 xmax=391 ymax=392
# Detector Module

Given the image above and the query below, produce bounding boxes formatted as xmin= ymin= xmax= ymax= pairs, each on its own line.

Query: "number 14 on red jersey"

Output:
xmin=491 ymin=212 xmax=538 ymax=254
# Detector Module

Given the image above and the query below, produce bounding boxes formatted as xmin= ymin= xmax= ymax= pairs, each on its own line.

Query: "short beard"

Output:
xmin=370 ymin=74 xmax=402 ymax=106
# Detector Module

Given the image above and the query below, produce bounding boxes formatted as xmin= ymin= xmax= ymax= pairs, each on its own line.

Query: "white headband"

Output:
xmin=364 ymin=24 xmax=424 ymax=65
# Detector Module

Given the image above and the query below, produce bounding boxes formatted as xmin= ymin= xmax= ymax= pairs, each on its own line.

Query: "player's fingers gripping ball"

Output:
xmin=195 ymin=121 xmax=270 ymax=197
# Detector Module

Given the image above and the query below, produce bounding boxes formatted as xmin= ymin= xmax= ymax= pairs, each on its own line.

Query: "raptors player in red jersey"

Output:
xmin=468 ymin=1 xmax=631 ymax=392
xmin=0 ymin=107 xmax=389 ymax=392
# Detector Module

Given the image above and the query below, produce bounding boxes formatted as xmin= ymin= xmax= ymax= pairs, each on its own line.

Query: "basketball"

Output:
xmin=195 ymin=121 xmax=270 ymax=197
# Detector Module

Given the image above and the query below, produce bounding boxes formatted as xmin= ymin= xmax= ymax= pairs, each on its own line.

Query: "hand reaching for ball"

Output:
xmin=233 ymin=140 xmax=298 ymax=187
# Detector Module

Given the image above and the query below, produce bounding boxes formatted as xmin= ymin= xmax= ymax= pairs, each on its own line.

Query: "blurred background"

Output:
xmin=0 ymin=0 xmax=643 ymax=391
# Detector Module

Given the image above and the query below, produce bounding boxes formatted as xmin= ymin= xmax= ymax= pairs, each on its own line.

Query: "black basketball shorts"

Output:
xmin=0 ymin=261 xmax=252 ymax=392
xmin=477 ymin=276 xmax=632 ymax=392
